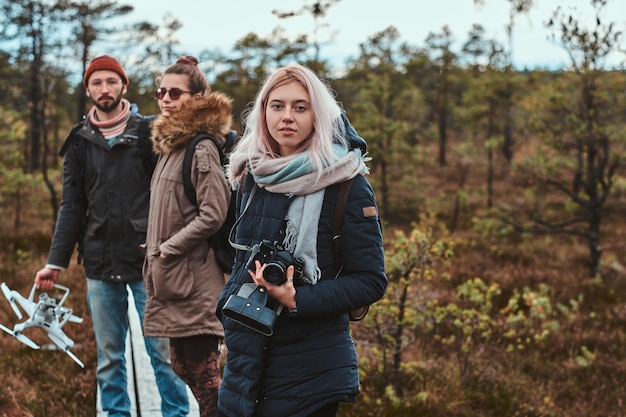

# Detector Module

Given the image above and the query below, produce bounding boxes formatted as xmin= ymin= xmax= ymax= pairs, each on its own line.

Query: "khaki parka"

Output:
xmin=143 ymin=92 xmax=233 ymax=338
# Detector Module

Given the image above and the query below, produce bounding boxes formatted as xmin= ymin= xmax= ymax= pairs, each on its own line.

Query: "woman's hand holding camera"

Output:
xmin=248 ymin=260 xmax=297 ymax=311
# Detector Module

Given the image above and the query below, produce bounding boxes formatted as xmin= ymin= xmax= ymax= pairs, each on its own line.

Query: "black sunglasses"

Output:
xmin=154 ymin=87 xmax=192 ymax=100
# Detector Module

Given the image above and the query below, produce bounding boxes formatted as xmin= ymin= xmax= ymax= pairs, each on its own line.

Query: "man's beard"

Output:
xmin=92 ymin=94 xmax=122 ymax=112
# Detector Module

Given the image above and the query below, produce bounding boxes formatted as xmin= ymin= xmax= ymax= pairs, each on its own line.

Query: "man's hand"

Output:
xmin=35 ymin=267 xmax=60 ymax=291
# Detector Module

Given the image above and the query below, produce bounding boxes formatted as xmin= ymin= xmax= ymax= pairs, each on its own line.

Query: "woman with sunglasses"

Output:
xmin=143 ymin=55 xmax=233 ymax=417
xmin=216 ymin=64 xmax=387 ymax=417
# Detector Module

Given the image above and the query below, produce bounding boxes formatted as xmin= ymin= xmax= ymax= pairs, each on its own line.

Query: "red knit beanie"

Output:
xmin=83 ymin=55 xmax=129 ymax=87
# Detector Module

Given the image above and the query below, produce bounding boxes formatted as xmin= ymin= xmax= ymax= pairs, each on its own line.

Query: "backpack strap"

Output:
xmin=137 ymin=117 xmax=156 ymax=175
xmin=182 ymin=134 xmax=224 ymax=207
xmin=182 ymin=130 xmax=240 ymax=207
xmin=332 ymin=177 xmax=369 ymax=321
xmin=222 ymin=130 xmax=238 ymax=164
xmin=332 ymin=177 xmax=355 ymax=267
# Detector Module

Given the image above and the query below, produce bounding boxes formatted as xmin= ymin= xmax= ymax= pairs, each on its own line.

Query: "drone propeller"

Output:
xmin=1 ymin=283 xmax=22 ymax=319
xmin=57 ymin=307 xmax=83 ymax=325
xmin=67 ymin=315 xmax=83 ymax=324
xmin=0 ymin=323 xmax=41 ymax=350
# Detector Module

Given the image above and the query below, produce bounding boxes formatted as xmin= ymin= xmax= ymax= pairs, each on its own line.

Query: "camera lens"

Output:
xmin=263 ymin=262 xmax=287 ymax=285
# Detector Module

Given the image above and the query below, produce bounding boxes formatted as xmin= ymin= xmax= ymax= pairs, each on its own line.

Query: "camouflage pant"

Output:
xmin=171 ymin=335 xmax=222 ymax=417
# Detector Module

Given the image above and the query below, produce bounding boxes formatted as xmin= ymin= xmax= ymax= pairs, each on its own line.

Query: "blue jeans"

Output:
xmin=88 ymin=278 xmax=189 ymax=417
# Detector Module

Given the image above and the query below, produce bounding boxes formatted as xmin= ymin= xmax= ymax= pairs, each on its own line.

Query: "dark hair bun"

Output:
xmin=176 ymin=56 xmax=198 ymax=66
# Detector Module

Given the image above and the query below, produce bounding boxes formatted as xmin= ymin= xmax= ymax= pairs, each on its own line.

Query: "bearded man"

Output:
xmin=35 ymin=55 xmax=190 ymax=417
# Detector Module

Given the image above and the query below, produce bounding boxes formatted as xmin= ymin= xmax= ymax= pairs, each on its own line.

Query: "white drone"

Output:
xmin=0 ymin=282 xmax=84 ymax=368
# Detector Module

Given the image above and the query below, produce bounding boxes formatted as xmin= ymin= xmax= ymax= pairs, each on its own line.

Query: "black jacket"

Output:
xmin=216 ymin=174 xmax=387 ymax=417
xmin=47 ymin=113 xmax=154 ymax=282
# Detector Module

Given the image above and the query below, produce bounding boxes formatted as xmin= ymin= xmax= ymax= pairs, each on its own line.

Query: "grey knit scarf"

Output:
xmin=249 ymin=145 xmax=368 ymax=284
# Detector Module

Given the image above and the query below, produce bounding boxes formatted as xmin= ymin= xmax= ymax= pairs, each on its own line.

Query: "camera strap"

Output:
xmin=228 ymin=184 xmax=258 ymax=252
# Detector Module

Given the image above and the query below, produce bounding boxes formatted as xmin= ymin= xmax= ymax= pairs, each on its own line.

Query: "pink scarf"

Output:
xmin=88 ymin=99 xmax=131 ymax=140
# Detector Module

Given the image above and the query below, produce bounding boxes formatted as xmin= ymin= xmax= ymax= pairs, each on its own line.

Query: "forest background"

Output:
xmin=1 ymin=0 xmax=626 ymax=416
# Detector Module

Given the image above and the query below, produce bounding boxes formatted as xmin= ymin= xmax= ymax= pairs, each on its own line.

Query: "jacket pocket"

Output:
xmin=151 ymin=255 xmax=193 ymax=300
xmin=130 ymin=218 xmax=149 ymax=261
xmin=130 ymin=217 xmax=148 ymax=233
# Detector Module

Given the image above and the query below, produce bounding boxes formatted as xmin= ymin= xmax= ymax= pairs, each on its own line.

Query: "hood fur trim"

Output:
xmin=151 ymin=92 xmax=233 ymax=154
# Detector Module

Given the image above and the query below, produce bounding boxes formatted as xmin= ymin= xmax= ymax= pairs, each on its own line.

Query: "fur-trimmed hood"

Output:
xmin=151 ymin=91 xmax=233 ymax=154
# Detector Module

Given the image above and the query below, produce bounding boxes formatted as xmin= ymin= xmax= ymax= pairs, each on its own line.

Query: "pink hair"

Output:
xmin=228 ymin=64 xmax=348 ymax=185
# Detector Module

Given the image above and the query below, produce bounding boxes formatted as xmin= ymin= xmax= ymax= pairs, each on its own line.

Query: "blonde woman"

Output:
xmin=217 ymin=64 xmax=387 ymax=417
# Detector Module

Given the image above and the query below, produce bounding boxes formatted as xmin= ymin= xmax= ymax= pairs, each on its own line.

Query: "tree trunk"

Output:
xmin=13 ymin=190 xmax=21 ymax=232
xmin=78 ymin=44 xmax=89 ymax=122
xmin=487 ymin=115 xmax=495 ymax=208
xmin=28 ymin=36 xmax=43 ymax=172
xmin=502 ymin=107 xmax=513 ymax=169
xmin=437 ymin=84 xmax=448 ymax=167
xmin=438 ymin=109 xmax=447 ymax=167
xmin=42 ymin=104 xmax=59 ymax=228
xmin=437 ymin=62 xmax=449 ymax=167
xmin=450 ymin=163 xmax=469 ymax=233
xmin=391 ymin=283 xmax=408 ymax=397
xmin=588 ymin=212 xmax=601 ymax=277
xmin=380 ymin=158 xmax=389 ymax=220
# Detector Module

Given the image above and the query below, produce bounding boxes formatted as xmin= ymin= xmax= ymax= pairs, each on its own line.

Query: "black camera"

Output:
xmin=222 ymin=241 xmax=305 ymax=336
xmin=246 ymin=239 xmax=305 ymax=286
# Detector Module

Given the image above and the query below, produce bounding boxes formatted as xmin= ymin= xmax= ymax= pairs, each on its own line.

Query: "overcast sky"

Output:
xmin=124 ymin=0 xmax=626 ymax=70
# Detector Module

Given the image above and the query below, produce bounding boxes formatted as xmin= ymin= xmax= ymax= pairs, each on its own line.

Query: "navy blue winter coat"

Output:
xmin=216 ymin=174 xmax=387 ymax=417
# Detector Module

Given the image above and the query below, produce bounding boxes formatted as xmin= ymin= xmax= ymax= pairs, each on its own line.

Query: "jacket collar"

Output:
xmin=151 ymin=92 xmax=233 ymax=154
